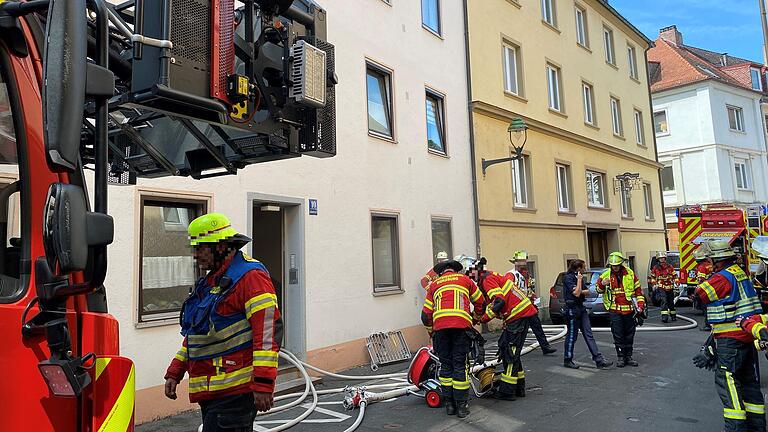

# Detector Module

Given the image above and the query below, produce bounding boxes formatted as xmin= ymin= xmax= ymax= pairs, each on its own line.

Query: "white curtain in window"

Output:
xmin=142 ymin=255 xmax=196 ymax=289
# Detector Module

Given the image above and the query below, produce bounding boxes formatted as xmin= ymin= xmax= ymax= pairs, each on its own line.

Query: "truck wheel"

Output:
xmin=426 ymin=390 xmax=442 ymax=408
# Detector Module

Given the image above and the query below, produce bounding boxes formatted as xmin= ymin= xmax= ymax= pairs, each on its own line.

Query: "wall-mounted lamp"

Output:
xmin=481 ymin=117 xmax=529 ymax=176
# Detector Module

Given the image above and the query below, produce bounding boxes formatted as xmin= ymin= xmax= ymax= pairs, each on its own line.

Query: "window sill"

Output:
xmin=558 ymin=210 xmax=578 ymax=217
xmin=373 ymin=288 xmax=405 ymax=297
xmin=737 ymin=188 xmax=754 ymax=192
xmin=428 ymin=149 xmax=450 ymax=159
xmin=135 ymin=317 xmax=180 ymax=329
xmin=577 ymin=43 xmax=592 ymax=53
xmin=588 ymin=205 xmax=612 ymax=212
xmin=541 ymin=20 xmax=561 ymax=34
xmin=729 ymin=129 xmax=747 ymax=135
xmin=369 ymin=131 xmax=397 ymax=144
xmin=504 ymin=91 xmax=528 ymax=103
xmin=630 ymin=76 xmax=641 ymax=84
xmin=636 ymin=143 xmax=647 ymax=149
xmin=422 ymin=25 xmax=443 ymax=40
xmin=645 ymin=218 xmax=656 ymax=222
xmin=513 ymin=206 xmax=537 ymax=214
xmin=606 ymin=61 xmax=619 ymax=70
xmin=585 ymin=122 xmax=600 ymax=131
xmin=613 ymin=133 xmax=626 ymax=141
xmin=549 ymin=108 xmax=568 ymax=119
xmin=621 ymin=216 xmax=634 ymax=221
xmin=655 ymin=132 xmax=670 ymax=138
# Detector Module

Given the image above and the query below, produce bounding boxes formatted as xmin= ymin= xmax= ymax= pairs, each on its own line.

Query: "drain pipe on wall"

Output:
xmin=463 ymin=0 xmax=482 ymax=257
xmin=645 ymin=46 xmax=671 ymax=251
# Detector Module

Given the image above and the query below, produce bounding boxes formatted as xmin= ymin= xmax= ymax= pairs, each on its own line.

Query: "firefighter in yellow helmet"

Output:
xmin=164 ymin=213 xmax=283 ymax=432
xmin=596 ymin=252 xmax=646 ymax=367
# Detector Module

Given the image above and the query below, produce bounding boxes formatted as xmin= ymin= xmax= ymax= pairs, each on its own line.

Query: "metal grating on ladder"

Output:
xmin=365 ymin=331 xmax=412 ymax=371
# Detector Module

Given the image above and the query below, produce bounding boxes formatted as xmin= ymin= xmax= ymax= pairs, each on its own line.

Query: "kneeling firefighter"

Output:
xmin=694 ymin=240 xmax=764 ymax=432
xmin=462 ymin=256 xmax=539 ymax=401
xmin=421 ymin=259 xmax=485 ymax=418
xmin=164 ymin=213 xmax=283 ymax=432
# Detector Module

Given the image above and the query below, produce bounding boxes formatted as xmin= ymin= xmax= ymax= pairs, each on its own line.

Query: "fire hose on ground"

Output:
xmin=198 ymin=312 xmax=697 ymax=432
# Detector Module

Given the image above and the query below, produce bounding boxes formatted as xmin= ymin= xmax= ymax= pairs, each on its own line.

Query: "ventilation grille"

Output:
xmin=212 ymin=0 xmax=235 ymax=101
xmin=170 ymin=0 xmax=211 ymax=65
xmin=299 ymin=38 xmax=336 ymax=158
xmin=290 ymin=40 xmax=327 ymax=108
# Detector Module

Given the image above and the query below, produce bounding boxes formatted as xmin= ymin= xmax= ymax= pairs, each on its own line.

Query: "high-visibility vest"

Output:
xmin=707 ymin=265 xmax=762 ymax=325
xmin=599 ymin=267 xmax=640 ymax=312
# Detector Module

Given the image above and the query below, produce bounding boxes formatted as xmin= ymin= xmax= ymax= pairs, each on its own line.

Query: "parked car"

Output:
xmin=646 ymin=251 xmax=687 ymax=307
xmin=548 ymin=268 xmax=609 ymax=324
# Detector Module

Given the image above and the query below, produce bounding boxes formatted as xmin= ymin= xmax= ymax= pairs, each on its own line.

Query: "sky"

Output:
xmin=610 ymin=0 xmax=767 ymax=62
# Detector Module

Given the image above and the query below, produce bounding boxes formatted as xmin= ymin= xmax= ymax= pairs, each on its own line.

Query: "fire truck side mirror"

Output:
xmin=43 ymin=183 xmax=114 ymax=275
xmin=42 ymin=0 xmax=87 ymax=172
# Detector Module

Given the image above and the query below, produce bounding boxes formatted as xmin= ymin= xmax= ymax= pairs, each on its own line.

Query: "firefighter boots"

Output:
xmin=457 ymin=401 xmax=470 ymax=418
xmin=625 ymin=357 xmax=639 ymax=367
xmin=615 ymin=348 xmax=626 ymax=367
xmin=445 ymin=397 xmax=456 ymax=416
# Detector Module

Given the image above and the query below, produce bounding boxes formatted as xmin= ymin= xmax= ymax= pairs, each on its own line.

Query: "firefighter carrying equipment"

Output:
xmin=606 ymin=252 xmax=627 ymax=266
xmin=188 ymin=212 xmax=252 ymax=246
xmin=693 ymin=333 xmax=718 ymax=371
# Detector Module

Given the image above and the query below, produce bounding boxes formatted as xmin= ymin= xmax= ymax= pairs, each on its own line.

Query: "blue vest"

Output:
xmin=707 ymin=265 xmax=762 ymax=325
xmin=181 ymin=251 xmax=269 ymax=360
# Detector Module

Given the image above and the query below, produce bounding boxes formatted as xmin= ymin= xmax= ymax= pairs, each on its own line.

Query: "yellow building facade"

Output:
xmin=467 ymin=0 xmax=666 ymax=305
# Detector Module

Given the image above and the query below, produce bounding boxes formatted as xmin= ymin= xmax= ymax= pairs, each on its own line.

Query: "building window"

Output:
xmin=502 ymin=42 xmax=521 ymax=96
xmin=425 ymin=90 xmax=446 ymax=154
xmin=619 ymin=181 xmax=632 ymax=218
xmin=556 ymin=163 xmax=572 ymax=212
xmin=751 ymin=67 xmax=763 ymax=91
xmin=586 ymin=170 xmax=606 ymax=208
xmin=734 ymin=159 xmax=752 ymax=190
xmin=603 ymin=26 xmax=615 ymax=65
xmin=634 ymin=109 xmax=645 ymax=145
xmin=372 ymin=214 xmax=401 ymax=293
xmin=421 ymin=0 xmax=441 ymax=35
xmin=610 ymin=97 xmax=622 ymax=136
xmin=366 ymin=63 xmax=394 ymax=139
xmin=575 ymin=5 xmax=588 ymax=47
xmin=431 ymin=219 xmax=453 ymax=264
xmin=541 ymin=0 xmax=556 ymax=27
xmin=628 ymin=45 xmax=638 ymax=79
xmin=654 ymin=110 xmax=669 ymax=135
xmin=643 ymin=183 xmax=654 ymax=220
xmin=661 ymin=165 xmax=675 ymax=192
xmin=727 ymin=105 xmax=745 ymax=132
xmin=512 ymin=155 xmax=532 ymax=208
xmin=582 ymin=82 xmax=595 ymax=125
xmin=139 ymin=198 xmax=206 ymax=322
xmin=547 ymin=64 xmax=563 ymax=112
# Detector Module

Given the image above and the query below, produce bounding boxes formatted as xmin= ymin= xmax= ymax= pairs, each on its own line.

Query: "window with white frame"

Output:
xmin=610 ymin=97 xmax=622 ymax=136
xmin=421 ymin=0 xmax=441 ymax=35
xmin=751 ymin=67 xmax=763 ymax=91
xmin=661 ymin=165 xmax=675 ymax=192
xmin=643 ymin=183 xmax=654 ymax=219
xmin=634 ymin=109 xmax=645 ymax=145
xmin=431 ymin=219 xmax=453 ymax=264
xmin=511 ymin=155 xmax=532 ymax=207
xmin=139 ymin=198 xmax=206 ymax=322
xmin=619 ymin=181 xmax=632 ymax=218
xmin=575 ymin=5 xmax=588 ymax=47
xmin=603 ymin=26 xmax=615 ymax=65
xmin=372 ymin=214 xmax=401 ymax=293
xmin=734 ymin=159 xmax=751 ymax=190
xmin=586 ymin=170 xmax=606 ymax=208
xmin=727 ymin=105 xmax=745 ymax=132
xmin=541 ymin=0 xmax=556 ymax=27
xmin=654 ymin=110 xmax=669 ymax=135
xmin=556 ymin=163 xmax=572 ymax=212
xmin=628 ymin=44 xmax=638 ymax=79
xmin=547 ymin=64 xmax=562 ymax=112
xmin=366 ymin=63 xmax=394 ymax=138
xmin=425 ymin=90 xmax=446 ymax=154
xmin=583 ymin=82 xmax=595 ymax=125
xmin=503 ymin=42 xmax=521 ymax=95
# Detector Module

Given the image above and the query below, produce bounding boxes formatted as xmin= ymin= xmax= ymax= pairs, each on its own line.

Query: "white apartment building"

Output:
xmin=101 ymin=0 xmax=475 ymax=422
xmin=648 ymin=26 xmax=768 ymax=237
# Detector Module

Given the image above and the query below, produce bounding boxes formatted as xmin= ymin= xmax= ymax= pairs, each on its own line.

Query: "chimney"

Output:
xmin=721 ymin=54 xmax=728 ymax=67
xmin=659 ymin=25 xmax=683 ymax=45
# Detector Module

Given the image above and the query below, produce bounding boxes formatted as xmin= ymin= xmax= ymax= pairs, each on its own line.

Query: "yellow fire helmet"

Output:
xmin=706 ymin=239 xmax=736 ymax=260
xmin=188 ymin=212 xmax=252 ymax=246
xmin=752 ymin=236 xmax=768 ymax=260
xmin=606 ymin=252 xmax=626 ymax=266
xmin=511 ymin=250 xmax=528 ymax=262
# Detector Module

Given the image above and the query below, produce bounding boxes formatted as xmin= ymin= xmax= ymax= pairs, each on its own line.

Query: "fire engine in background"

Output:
xmin=677 ymin=204 xmax=768 ymax=311
xmin=0 ymin=0 xmax=335 ymax=430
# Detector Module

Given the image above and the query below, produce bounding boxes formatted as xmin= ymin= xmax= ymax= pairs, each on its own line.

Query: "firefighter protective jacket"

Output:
xmin=165 ymin=252 xmax=283 ymax=403
xmin=741 ymin=314 xmax=768 ymax=342
xmin=596 ymin=266 xmax=645 ymax=315
xmin=695 ymin=264 xmax=762 ymax=343
xmin=477 ymin=271 xmax=537 ymax=324
xmin=651 ymin=263 xmax=676 ymax=291
xmin=422 ymin=271 xmax=484 ymax=333
xmin=696 ymin=262 xmax=713 ymax=284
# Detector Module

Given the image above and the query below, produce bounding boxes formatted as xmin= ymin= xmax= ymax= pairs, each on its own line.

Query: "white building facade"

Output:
xmin=101 ymin=0 xmax=475 ymax=422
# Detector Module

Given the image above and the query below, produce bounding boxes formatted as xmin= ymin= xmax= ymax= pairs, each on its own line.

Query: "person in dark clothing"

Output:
xmin=562 ymin=260 xmax=613 ymax=369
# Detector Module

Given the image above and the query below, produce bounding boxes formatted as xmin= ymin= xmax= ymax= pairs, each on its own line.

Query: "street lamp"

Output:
xmin=481 ymin=117 xmax=529 ymax=176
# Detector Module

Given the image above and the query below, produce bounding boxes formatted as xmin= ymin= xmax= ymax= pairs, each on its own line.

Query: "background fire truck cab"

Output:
xmin=0 ymin=0 xmax=336 ymax=430
xmin=677 ymin=204 xmax=768 ymax=311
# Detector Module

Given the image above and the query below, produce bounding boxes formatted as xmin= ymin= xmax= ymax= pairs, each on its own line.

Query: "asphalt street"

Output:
xmin=138 ymin=307 xmax=767 ymax=432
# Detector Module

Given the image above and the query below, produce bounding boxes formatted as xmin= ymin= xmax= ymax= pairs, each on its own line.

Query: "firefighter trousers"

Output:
xmin=609 ymin=312 xmax=636 ymax=358
xmin=660 ymin=290 xmax=676 ymax=321
xmin=433 ymin=328 xmax=472 ymax=402
xmin=529 ymin=314 xmax=552 ymax=350
xmin=199 ymin=393 xmax=256 ymax=432
xmin=498 ymin=318 xmax=530 ymax=396
xmin=715 ymin=338 xmax=766 ymax=432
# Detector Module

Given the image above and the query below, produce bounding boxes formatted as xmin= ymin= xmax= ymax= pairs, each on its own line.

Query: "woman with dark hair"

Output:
xmin=562 ymin=259 xmax=613 ymax=369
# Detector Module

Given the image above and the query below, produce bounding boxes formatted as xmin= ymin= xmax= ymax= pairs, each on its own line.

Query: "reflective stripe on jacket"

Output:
xmin=701 ymin=265 xmax=761 ymax=332
xmin=597 ymin=267 xmax=645 ymax=314
xmin=422 ymin=271 xmax=484 ymax=332
xmin=651 ymin=263 xmax=676 ymax=291
xmin=477 ymin=271 xmax=537 ymax=324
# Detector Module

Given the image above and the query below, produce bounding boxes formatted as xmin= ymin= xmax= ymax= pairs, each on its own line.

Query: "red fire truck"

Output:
xmin=677 ymin=204 xmax=768 ymax=308
xmin=0 ymin=0 xmax=335 ymax=430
